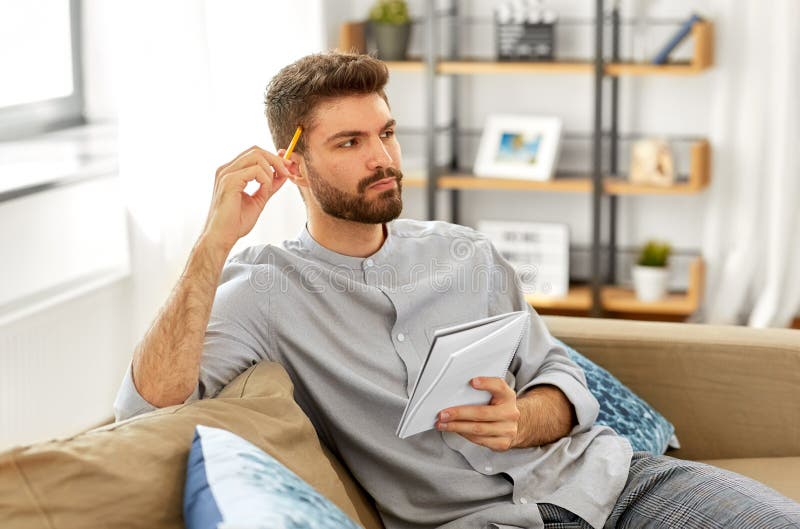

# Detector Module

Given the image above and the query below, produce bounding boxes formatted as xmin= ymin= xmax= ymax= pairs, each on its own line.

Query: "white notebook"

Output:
xmin=396 ymin=311 xmax=529 ymax=439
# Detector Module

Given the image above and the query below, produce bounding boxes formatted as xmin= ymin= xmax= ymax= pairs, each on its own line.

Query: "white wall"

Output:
xmin=82 ymin=0 xmax=118 ymax=121
xmin=0 ymin=2 xmax=131 ymax=449
xmin=0 ymin=0 xmax=326 ymax=449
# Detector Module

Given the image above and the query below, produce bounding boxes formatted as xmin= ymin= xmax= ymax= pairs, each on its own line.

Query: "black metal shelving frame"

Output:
xmin=421 ymin=0 xmax=624 ymax=317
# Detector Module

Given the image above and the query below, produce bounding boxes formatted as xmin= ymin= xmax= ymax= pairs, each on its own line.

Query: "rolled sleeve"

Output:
xmin=112 ymin=362 xmax=199 ymax=422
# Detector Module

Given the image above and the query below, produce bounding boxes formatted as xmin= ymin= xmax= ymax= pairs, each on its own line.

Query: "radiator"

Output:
xmin=0 ymin=174 xmax=133 ymax=449
xmin=0 ymin=278 xmax=133 ymax=449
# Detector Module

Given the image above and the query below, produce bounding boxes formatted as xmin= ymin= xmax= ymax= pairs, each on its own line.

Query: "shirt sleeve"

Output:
xmin=112 ymin=258 xmax=271 ymax=422
xmin=486 ymin=239 xmax=599 ymax=434
xmin=113 ymin=362 xmax=199 ymax=422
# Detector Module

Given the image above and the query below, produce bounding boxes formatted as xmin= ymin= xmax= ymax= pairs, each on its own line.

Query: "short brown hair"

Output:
xmin=264 ymin=52 xmax=390 ymax=154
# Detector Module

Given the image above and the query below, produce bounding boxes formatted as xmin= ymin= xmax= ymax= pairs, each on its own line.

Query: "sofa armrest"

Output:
xmin=543 ymin=316 xmax=800 ymax=461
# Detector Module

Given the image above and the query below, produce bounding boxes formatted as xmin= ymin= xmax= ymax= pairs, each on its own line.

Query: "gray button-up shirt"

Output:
xmin=115 ymin=219 xmax=632 ymax=529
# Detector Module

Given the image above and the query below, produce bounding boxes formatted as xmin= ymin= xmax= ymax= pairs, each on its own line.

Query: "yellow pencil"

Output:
xmin=283 ymin=126 xmax=303 ymax=160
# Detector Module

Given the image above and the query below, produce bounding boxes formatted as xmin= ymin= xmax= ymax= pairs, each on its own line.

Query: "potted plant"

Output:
xmin=632 ymin=240 xmax=671 ymax=302
xmin=369 ymin=0 xmax=411 ymax=61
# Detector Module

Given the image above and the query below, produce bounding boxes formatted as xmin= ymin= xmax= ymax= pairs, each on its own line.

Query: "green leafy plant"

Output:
xmin=369 ymin=0 xmax=410 ymax=25
xmin=637 ymin=240 xmax=672 ymax=267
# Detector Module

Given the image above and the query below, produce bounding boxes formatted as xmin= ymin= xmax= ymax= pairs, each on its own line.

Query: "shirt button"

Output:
xmin=397 ymin=333 xmax=405 ymax=342
xmin=520 ymin=497 xmax=528 ymax=504
xmin=365 ymin=259 xmax=374 ymax=267
xmin=484 ymin=465 xmax=493 ymax=473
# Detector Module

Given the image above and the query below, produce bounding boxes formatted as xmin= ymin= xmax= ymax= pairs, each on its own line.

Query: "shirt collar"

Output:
xmin=296 ymin=221 xmax=395 ymax=271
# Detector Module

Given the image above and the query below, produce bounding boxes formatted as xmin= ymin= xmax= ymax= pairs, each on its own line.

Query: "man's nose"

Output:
xmin=366 ymin=137 xmax=394 ymax=170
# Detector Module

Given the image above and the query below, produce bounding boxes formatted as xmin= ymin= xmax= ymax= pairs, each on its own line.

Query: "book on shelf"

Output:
xmin=651 ymin=13 xmax=702 ymax=65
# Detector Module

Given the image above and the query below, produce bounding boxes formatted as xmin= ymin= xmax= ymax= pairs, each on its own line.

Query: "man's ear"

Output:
xmin=275 ymin=150 xmax=308 ymax=188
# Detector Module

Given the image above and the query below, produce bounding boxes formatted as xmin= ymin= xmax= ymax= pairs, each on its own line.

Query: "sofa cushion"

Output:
xmin=699 ymin=457 xmax=800 ymax=503
xmin=558 ymin=338 xmax=677 ymax=455
xmin=184 ymin=425 xmax=362 ymax=529
xmin=0 ymin=361 xmax=383 ymax=529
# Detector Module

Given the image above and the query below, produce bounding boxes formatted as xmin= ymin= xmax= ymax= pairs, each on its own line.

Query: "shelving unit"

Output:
xmin=384 ymin=20 xmax=713 ymax=77
xmin=405 ymin=138 xmax=709 ymax=197
xmin=525 ymin=257 xmax=705 ymax=319
xmin=389 ymin=2 xmax=713 ymax=320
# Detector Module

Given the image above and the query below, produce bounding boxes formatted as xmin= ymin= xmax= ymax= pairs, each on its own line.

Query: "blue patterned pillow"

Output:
xmin=556 ymin=338 xmax=678 ymax=455
xmin=183 ymin=425 xmax=362 ymax=529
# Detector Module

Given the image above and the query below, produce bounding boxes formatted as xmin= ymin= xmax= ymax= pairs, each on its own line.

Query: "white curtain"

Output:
xmin=701 ymin=0 xmax=800 ymax=327
xmin=115 ymin=1 xmax=323 ymax=335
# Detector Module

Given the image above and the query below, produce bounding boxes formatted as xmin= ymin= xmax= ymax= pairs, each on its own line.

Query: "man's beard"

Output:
xmin=305 ymin=161 xmax=404 ymax=224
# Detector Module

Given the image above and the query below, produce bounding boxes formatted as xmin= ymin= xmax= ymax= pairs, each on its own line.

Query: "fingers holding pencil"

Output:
xmin=203 ymin=130 xmax=303 ymax=251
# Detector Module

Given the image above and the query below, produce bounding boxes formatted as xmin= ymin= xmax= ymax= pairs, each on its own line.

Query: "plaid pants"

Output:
xmin=538 ymin=452 xmax=800 ymax=529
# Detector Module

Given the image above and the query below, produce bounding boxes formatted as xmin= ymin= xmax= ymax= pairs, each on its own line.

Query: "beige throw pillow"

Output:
xmin=0 ymin=361 xmax=383 ymax=529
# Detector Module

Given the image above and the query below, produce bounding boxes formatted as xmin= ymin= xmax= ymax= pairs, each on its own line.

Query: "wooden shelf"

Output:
xmin=386 ymin=22 xmax=714 ymax=78
xmin=606 ymin=21 xmax=713 ymax=75
xmin=605 ymin=139 xmax=711 ymax=194
xmin=383 ymin=60 xmax=590 ymax=75
xmin=602 ymin=258 xmax=705 ymax=315
xmin=402 ymin=177 xmax=426 ymax=188
xmin=606 ymin=62 xmax=703 ymax=76
xmin=607 ymin=21 xmax=714 ymax=76
xmin=438 ymin=60 xmax=593 ymax=75
xmin=527 ymin=287 xmax=592 ymax=311
xmin=382 ymin=61 xmax=425 ymax=72
xmin=386 ymin=59 xmax=712 ymax=77
xmin=434 ymin=140 xmax=710 ymax=195
xmin=526 ymin=258 xmax=705 ymax=316
xmin=437 ymin=175 xmax=591 ymax=192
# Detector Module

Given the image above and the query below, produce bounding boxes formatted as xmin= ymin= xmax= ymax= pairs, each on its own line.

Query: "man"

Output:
xmin=115 ymin=52 xmax=800 ymax=528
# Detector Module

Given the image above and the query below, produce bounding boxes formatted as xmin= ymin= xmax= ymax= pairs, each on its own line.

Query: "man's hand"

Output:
xmin=202 ymin=146 xmax=293 ymax=253
xmin=130 ymin=146 xmax=294 ymax=410
xmin=435 ymin=378 xmax=577 ymax=452
xmin=435 ymin=377 xmax=521 ymax=452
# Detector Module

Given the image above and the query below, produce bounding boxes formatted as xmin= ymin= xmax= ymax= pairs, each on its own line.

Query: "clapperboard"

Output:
xmin=478 ymin=220 xmax=569 ymax=297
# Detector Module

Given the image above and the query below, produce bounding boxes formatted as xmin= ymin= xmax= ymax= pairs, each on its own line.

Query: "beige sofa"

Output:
xmin=1 ymin=316 xmax=798 ymax=528
xmin=544 ymin=316 xmax=800 ymax=501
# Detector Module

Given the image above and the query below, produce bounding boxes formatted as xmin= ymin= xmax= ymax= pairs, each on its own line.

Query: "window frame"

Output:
xmin=0 ymin=0 xmax=85 ymax=141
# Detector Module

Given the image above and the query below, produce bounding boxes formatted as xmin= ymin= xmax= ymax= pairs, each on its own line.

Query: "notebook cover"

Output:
xmin=397 ymin=312 xmax=529 ymax=439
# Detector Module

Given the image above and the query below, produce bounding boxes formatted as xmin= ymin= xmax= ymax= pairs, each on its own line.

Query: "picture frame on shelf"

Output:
xmin=474 ymin=115 xmax=562 ymax=181
xmin=477 ymin=220 xmax=570 ymax=297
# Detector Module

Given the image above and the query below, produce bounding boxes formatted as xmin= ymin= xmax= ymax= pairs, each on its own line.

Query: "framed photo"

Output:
xmin=478 ymin=220 xmax=570 ymax=297
xmin=474 ymin=115 xmax=562 ymax=181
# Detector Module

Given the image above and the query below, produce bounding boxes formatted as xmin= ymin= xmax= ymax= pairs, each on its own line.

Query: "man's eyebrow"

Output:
xmin=325 ymin=119 xmax=397 ymax=144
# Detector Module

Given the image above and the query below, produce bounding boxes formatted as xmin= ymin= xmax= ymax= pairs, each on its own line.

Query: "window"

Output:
xmin=0 ymin=0 xmax=84 ymax=141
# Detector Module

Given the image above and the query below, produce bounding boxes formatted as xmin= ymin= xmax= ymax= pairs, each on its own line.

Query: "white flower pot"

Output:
xmin=632 ymin=265 xmax=669 ymax=302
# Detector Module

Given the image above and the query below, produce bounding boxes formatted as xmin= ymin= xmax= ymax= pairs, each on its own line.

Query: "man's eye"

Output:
xmin=340 ymin=138 xmax=357 ymax=148
xmin=381 ymin=129 xmax=395 ymax=139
